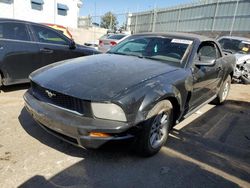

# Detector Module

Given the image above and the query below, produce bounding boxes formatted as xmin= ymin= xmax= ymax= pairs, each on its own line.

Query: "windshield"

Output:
xmin=108 ymin=36 xmax=193 ymax=66
xmin=218 ymin=38 xmax=250 ymax=54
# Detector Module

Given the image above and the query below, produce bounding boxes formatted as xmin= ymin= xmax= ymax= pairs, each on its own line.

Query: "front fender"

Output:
xmin=117 ymin=81 xmax=184 ymax=125
xmin=138 ymin=84 xmax=181 ymax=119
xmin=116 ymin=70 xmax=190 ymax=125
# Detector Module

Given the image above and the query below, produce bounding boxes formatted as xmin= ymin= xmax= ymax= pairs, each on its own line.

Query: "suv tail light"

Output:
xmin=110 ymin=41 xmax=117 ymax=46
xmin=99 ymin=40 xmax=103 ymax=46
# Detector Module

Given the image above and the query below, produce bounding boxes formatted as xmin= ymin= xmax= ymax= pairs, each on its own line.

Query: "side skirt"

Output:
xmin=177 ymin=94 xmax=217 ymax=123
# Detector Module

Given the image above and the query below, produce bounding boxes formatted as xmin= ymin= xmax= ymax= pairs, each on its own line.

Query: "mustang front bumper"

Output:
xmin=23 ymin=91 xmax=134 ymax=149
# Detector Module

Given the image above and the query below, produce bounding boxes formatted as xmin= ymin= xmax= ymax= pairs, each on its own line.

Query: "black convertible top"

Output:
xmin=134 ymin=32 xmax=213 ymax=43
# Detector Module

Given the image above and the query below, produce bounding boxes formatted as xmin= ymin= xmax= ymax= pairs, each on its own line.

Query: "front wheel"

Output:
xmin=213 ymin=75 xmax=231 ymax=105
xmin=0 ymin=74 xmax=2 ymax=87
xmin=136 ymin=100 xmax=173 ymax=157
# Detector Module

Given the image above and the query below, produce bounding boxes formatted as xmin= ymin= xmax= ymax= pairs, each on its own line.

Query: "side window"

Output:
xmin=197 ymin=42 xmax=217 ymax=59
xmin=0 ymin=22 xmax=30 ymax=41
xmin=32 ymin=25 xmax=68 ymax=45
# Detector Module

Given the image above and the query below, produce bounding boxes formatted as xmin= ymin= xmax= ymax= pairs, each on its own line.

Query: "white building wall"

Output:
xmin=0 ymin=0 xmax=82 ymax=28
xmin=0 ymin=1 xmax=14 ymax=18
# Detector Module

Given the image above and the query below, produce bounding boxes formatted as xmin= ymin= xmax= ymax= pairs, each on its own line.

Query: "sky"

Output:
xmin=80 ymin=0 xmax=194 ymax=24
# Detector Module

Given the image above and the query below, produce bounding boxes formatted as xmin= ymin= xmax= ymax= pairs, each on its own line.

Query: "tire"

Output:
xmin=213 ymin=75 xmax=231 ymax=105
xmin=136 ymin=100 xmax=173 ymax=157
xmin=0 ymin=74 xmax=2 ymax=87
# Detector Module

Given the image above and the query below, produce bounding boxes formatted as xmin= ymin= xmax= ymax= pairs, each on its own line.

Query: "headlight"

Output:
xmin=91 ymin=103 xmax=127 ymax=122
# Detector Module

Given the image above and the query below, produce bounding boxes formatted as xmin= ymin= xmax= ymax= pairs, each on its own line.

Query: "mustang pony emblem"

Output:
xmin=45 ymin=90 xmax=56 ymax=98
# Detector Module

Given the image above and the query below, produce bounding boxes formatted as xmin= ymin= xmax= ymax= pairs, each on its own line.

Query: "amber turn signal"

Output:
xmin=89 ymin=132 xmax=111 ymax=138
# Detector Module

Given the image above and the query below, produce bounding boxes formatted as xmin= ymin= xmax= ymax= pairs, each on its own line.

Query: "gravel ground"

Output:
xmin=0 ymin=84 xmax=250 ymax=188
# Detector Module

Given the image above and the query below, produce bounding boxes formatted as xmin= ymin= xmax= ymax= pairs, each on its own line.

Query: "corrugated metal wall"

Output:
xmin=128 ymin=0 xmax=250 ymax=35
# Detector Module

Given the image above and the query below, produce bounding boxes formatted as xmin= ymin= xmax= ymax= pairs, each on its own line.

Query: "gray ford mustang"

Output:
xmin=24 ymin=33 xmax=235 ymax=156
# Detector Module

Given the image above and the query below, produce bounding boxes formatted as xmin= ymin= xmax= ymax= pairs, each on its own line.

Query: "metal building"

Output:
xmin=127 ymin=0 xmax=250 ymax=37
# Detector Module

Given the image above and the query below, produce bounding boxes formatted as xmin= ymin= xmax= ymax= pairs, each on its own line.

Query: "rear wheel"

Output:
xmin=213 ymin=75 xmax=231 ymax=104
xmin=136 ymin=100 xmax=173 ymax=157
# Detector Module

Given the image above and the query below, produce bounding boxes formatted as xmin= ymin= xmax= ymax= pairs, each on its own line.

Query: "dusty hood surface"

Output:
xmin=31 ymin=54 xmax=178 ymax=101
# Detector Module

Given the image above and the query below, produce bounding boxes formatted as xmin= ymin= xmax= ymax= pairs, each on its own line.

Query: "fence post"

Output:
xmin=230 ymin=0 xmax=239 ymax=36
xmin=212 ymin=0 xmax=219 ymax=32
xmin=135 ymin=13 xmax=138 ymax=33
xmin=152 ymin=8 xmax=157 ymax=32
xmin=176 ymin=7 xmax=181 ymax=31
xmin=149 ymin=10 xmax=153 ymax=32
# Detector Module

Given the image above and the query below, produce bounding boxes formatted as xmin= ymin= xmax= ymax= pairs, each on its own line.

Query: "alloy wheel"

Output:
xmin=149 ymin=112 xmax=168 ymax=149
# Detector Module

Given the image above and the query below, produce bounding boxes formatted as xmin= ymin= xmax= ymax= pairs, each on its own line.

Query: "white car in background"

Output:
xmin=217 ymin=36 xmax=250 ymax=84
xmin=84 ymin=34 xmax=115 ymax=50
xmin=98 ymin=34 xmax=129 ymax=53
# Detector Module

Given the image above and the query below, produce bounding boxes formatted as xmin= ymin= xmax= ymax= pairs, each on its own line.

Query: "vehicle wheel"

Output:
xmin=136 ymin=100 xmax=173 ymax=157
xmin=213 ymin=75 xmax=231 ymax=105
xmin=0 ymin=74 xmax=2 ymax=87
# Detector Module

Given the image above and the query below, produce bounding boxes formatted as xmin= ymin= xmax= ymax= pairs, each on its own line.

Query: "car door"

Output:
xmin=30 ymin=24 xmax=83 ymax=67
xmin=189 ymin=41 xmax=223 ymax=110
xmin=0 ymin=21 xmax=40 ymax=85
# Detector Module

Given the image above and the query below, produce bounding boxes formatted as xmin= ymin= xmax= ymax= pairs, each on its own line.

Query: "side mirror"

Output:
xmin=195 ymin=56 xmax=216 ymax=66
xmin=69 ymin=40 xmax=76 ymax=49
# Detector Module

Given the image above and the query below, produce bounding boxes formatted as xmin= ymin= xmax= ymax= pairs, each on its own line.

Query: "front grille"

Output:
xmin=31 ymin=82 xmax=85 ymax=114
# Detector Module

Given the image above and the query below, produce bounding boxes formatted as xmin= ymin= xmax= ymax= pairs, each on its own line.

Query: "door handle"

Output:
xmin=40 ymin=48 xmax=53 ymax=54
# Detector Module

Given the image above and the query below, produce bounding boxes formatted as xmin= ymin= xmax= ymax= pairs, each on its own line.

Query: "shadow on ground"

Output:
xmin=18 ymin=100 xmax=250 ymax=188
xmin=0 ymin=83 xmax=30 ymax=93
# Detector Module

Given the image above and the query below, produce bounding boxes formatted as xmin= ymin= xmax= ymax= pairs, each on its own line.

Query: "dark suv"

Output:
xmin=0 ymin=18 xmax=99 ymax=86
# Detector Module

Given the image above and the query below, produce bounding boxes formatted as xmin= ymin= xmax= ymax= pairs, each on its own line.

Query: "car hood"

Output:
xmin=30 ymin=54 xmax=178 ymax=101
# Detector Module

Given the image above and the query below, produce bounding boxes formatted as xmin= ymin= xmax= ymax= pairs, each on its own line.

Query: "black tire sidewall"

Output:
xmin=137 ymin=100 xmax=173 ymax=157
xmin=219 ymin=75 xmax=231 ymax=103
